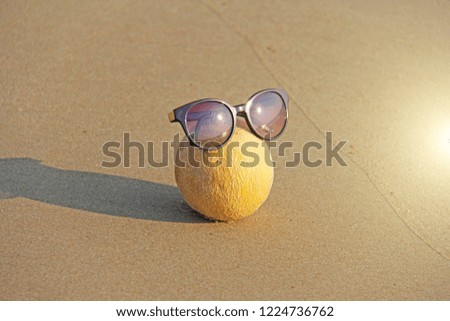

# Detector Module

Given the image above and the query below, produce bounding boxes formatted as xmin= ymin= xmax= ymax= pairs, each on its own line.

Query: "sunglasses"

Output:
xmin=168 ymin=89 xmax=288 ymax=150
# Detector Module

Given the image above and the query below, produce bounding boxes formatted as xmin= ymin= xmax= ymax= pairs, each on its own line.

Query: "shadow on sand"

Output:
xmin=0 ymin=158 xmax=206 ymax=223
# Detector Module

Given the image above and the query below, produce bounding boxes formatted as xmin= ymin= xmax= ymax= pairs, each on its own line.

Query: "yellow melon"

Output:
xmin=175 ymin=127 xmax=274 ymax=221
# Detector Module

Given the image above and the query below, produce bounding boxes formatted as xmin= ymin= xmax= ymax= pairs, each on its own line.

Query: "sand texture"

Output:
xmin=1 ymin=0 xmax=449 ymax=300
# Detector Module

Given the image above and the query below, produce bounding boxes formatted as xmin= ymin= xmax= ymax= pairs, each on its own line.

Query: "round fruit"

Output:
xmin=175 ymin=127 xmax=274 ymax=221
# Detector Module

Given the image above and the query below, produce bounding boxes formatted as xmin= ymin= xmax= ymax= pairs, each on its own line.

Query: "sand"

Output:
xmin=1 ymin=0 xmax=449 ymax=300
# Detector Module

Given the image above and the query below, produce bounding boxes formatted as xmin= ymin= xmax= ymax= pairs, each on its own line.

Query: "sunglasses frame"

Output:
xmin=168 ymin=88 xmax=289 ymax=150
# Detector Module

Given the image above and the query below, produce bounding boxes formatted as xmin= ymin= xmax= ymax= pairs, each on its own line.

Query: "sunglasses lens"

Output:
xmin=186 ymin=101 xmax=233 ymax=148
xmin=249 ymin=91 xmax=287 ymax=139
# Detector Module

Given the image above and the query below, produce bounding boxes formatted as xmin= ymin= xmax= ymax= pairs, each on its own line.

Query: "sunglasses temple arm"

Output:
xmin=168 ymin=111 xmax=176 ymax=123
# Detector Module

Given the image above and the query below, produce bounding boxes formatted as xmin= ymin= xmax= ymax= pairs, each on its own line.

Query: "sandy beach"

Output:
xmin=1 ymin=0 xmax=449 ymax=300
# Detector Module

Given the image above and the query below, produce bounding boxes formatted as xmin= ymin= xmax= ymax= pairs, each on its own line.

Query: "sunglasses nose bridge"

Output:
xmin=235 ymin=104 xmax=245 ymax=114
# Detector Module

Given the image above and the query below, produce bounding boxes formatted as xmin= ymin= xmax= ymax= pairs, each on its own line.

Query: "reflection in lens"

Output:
xmin=186 ymin=101 xmax=233 ymax=148
xmin=248 ymin=91 xmax=287 ymax=139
